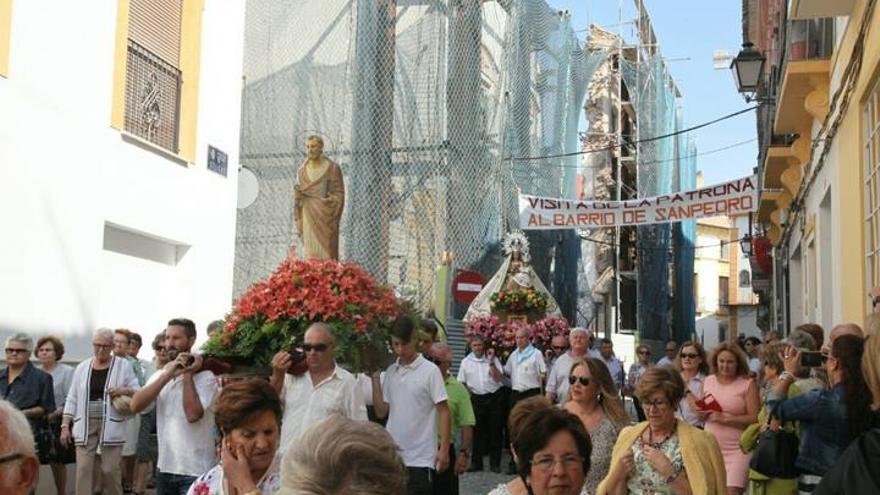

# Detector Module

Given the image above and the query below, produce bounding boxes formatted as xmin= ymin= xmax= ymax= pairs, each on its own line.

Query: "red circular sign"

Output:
xmin=452 ymin=271 xmax=486 ymax=305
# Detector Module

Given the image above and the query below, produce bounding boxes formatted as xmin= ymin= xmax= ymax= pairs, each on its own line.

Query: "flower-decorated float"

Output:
xmin=202 ymin=258 xmax=401 ymax=374
xmin=463 ymin=232 xmax=568 ymax=357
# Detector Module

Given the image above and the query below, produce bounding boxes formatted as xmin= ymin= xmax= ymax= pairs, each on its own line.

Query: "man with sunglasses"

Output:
xmin=0 ymin=334 xmax=54 ymax=464
xmin=545 ymin=335 xmax=569 ymax=369
xmin=656 ymin=339 xmax=678 ymax=367
xmin=546 ymin=328 xmax=595 ymax=404
xmin=270 ymin=322 xmax=366 ymax=461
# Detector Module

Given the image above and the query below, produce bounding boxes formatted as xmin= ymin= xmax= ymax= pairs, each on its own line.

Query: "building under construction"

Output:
xmin=233 ymin=0 xmax=697 ymax=346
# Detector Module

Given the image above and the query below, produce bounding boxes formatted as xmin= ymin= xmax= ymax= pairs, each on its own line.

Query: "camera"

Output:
xmin=287 ymin=348 xmax=308 ymax=376
xmin=799 ymin=351 xmax=825 ymax=368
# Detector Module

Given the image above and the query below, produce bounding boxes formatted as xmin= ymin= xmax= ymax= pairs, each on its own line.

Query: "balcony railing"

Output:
xmin=124 ymin=39 xmax=182 ymax=153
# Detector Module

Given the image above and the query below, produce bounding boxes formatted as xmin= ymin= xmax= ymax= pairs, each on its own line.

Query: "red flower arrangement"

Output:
xmin=203 ymin=258 xmax=402 ymax=370
xmin=464 ymin=314 xmax=570 ymax=358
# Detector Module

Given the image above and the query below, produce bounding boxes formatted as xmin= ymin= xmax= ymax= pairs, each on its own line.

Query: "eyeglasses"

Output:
xmin=642 ymin=399 xmax=670 ymax=410
xmin=155 ymin=346 xmax=167 ymax=352
xmin=638 ymin=350 xmax=651 ymax=355
xmin=302 ymin=343 xmax=329 ymax=353
xmin=92 ymin=343 xmax=113 ymax=350
xmin=530 ymin=454 xmax=584 ymax=472
xmin=568 ymin=376 xmax=590 ymax=386
xmin=552 ymin=346 xmax=567 ymax=351
xmin=680 ymin=352 xmax=699 ymax=359
xmin=4 ymin=348 xmax=27 ymax=355
xmin=0 ymin=452 xmax=24 ymax=465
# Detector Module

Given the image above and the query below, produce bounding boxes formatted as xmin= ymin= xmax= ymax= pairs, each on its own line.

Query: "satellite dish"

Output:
xmin=237 ymin=166 xmax=260 ymax=209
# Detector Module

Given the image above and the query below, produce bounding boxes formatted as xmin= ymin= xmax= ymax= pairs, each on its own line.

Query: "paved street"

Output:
xmin=459 ymin=452 xmax=516 ymax=494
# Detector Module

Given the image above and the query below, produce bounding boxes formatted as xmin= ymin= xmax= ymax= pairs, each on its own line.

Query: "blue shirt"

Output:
xmin=0 ymin=361 xmax=55 ymax=432
xmin=768 ymin=383 xmax=849 ymax=475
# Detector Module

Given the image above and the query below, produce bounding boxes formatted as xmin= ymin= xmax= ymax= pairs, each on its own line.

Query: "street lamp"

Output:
xmin=730 ymin=42 xmax=766 ymax=101
xmin=740 ymin=233 xmax=753 ymax=257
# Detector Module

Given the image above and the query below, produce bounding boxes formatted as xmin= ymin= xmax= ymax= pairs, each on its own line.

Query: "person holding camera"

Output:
xmin=269 ymin=322 xmax=366 ymax=462
xmin=130 ymin=318 xmax=218 ymax=495
xmin=766 ymin=334 xmax=874 ymax=493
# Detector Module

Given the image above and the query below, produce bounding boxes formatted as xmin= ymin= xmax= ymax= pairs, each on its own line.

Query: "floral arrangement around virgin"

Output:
xmin=203 ymin=258 xmax=402 ymax=371
xmin=489 ymin=287 xmax=549 ymax=314
xmin=464 ymin=314 xmax=570 ymax=359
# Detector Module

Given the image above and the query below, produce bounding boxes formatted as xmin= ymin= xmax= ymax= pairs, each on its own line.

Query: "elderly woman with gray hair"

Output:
xmin=0 ymin=399 xmax=41 ymax=495
xmin=0 ymin=333 xmax=55 ymax=464
xmin=60 ymin=328 xmax=140 ymax=495
xmin=277 ymin=414 xmax=406 ymax=494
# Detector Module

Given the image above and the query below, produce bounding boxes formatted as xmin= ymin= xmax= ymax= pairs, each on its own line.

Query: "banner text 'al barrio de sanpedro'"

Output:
xmin=519 ymin=175 xmax=758 ymax=230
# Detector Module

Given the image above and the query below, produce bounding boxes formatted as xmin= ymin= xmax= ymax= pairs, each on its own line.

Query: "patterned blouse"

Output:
xmin=626 ymin=433 xmax=683 ymax=495
xmin=585 ymin=417 xmax=620 ymax=494
xmin=186 ymin=461 xmax=281 ymax=495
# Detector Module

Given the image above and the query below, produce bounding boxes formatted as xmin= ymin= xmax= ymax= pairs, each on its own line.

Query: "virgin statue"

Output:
xmin=293 ymin=135 xmax=345 ymax=260
xmin=464 ymin=232 xmax=561 ymax=320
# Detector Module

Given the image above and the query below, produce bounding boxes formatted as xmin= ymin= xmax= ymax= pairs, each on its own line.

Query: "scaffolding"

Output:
xmin=234 ymin=0 xmax=602 ymax=320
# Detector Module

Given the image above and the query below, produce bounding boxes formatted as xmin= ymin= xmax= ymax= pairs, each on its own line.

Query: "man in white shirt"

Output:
xmin=545 ymin=334 xmax=568 ymax=369
xmin=597 ymin=337 xmax=626 ymax=393
xmin=545 ymin=327 xmax=593 ymax=404
xmin=371 ymin=316 xmax=450 ymax=495
xmin=456 ymin=336 xmax=504 ymax=473
xmin=130 ymin=318 xmax=218 ymax=495
xmin=270 ymin=323 xmax=366 ymax=459
xmin=656 ymin=339 xmax=678 ymax=367
xmin=503 ymin=326 xmax=546 ymax=473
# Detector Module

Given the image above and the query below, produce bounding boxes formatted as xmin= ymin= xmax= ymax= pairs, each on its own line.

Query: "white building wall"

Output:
xmin=0 ymin=1 xmax=246 ymax=359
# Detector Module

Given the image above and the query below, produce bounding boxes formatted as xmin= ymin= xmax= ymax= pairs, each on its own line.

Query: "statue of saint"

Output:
xmin=463 ymin=232 xmax=561 ymax=321
xmin=293 ymin=135 xmax=345 ymax=260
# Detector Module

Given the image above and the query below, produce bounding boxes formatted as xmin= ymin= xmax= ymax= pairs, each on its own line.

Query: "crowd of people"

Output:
xmin=1 ymin=313 xmax=879 ymax=495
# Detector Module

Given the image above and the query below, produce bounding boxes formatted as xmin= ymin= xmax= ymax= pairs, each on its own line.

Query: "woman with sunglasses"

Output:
xmin=766 ymin=335 xmax=874 ymax=493
xmin=626 ymin=345 xmax=653 ymax=421
xmin=597 ymin=366 xmax=726 ymax=494
xmin=563 ymin=358 xmax=630 ymax=494
xmin=673 ymin=341 xmax=709 ymax=428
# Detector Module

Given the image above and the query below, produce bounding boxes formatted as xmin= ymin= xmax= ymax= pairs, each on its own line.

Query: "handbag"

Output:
xmin=749 ymin=407 xmax=800 ymax=479
xmin=34 ymin=419 xmax=56 ymax=464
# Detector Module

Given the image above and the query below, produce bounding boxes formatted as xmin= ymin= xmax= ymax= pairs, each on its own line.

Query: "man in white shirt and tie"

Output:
xmin=269 ymin=322 xmax=367 ymax=460
xmin=457 ymin=336 xmax=504 ymax=473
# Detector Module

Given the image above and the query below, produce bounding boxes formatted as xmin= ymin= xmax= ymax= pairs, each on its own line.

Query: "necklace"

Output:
xmin=644 ymin=424 xmax=675 ymax=448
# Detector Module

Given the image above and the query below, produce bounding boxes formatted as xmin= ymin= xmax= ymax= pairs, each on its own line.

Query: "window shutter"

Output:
xmin=128 ymin=0 xmax=182 ymax=67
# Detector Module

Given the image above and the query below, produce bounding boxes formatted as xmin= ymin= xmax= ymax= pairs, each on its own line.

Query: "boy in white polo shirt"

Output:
xmin=371 ymin=316 xmax=451 ymax=495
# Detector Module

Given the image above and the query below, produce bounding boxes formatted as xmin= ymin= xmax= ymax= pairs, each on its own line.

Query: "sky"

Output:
xmin=552 ymin=0 xmax=758 ymax=186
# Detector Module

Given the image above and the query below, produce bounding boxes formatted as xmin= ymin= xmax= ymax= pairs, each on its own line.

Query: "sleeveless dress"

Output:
xmin=584 ymin=418 xmax=619 ymax=495
xmin=702 ymin=375 xmax=753 ymax=489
